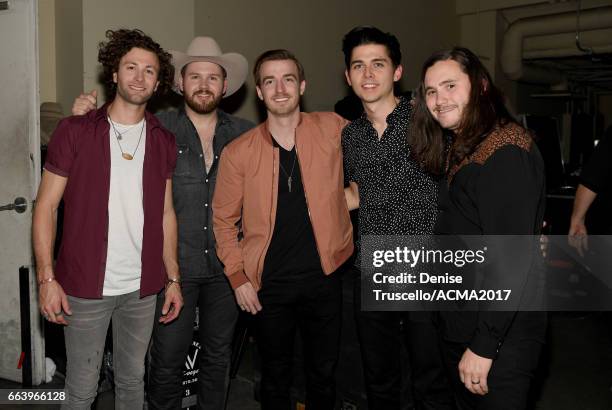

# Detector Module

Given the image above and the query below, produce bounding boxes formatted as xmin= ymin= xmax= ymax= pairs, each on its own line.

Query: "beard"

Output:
xmin=116 ymin=84 xmax=155 ymax=106
xmin=185 ymin=89 xmax=222 ymax=114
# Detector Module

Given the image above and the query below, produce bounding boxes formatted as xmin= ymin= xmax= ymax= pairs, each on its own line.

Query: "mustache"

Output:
xmin=435 ymin=105 xmax=456 ymax=112
xmin=192 ymin=89 xmax=215 ymax=97
xmin=272 ymin=93 xmax=291 ymax=99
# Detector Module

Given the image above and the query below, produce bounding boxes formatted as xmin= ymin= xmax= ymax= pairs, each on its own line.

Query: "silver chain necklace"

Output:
xmin=278 ymin=147 xmax=297 ymax=192
xmin=108 ymin=115 xmax=145 ymax=161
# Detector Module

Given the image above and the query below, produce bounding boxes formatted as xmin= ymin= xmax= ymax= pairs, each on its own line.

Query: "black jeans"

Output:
xmin=440 ymin=313 xmax=546 ymax=410
xmin=354 ymin=272 xmax=454 ymax=410
xmin=148 ymin=276 xmax=239 ymax=410
xmin=255 ymin=272 xmax=342 ymax=410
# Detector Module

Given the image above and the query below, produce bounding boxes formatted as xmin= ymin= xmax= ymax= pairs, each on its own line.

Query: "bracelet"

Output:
xmin=165 ymin=277 xmax=181 ymax=290
xmin=38 ymin=277 xmax=55 ymax=286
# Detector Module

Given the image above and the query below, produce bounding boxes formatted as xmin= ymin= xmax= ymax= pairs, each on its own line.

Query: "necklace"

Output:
xmin=110 ymin=122 xmax=139 ymax=140
xmin=278 ymin=147 xmax=297 ymax=192
xmin=108 ymin=115 xmax=145 ymax=161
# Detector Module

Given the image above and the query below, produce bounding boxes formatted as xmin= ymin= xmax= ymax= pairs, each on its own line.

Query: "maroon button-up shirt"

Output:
xmin=44 ymin=104 xmax=176 ymax=299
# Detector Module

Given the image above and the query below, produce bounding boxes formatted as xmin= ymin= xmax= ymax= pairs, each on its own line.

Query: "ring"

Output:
xmin=471 ymin=379 xmax=480 ymax=384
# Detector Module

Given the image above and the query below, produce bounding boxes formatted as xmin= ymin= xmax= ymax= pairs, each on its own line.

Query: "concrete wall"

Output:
xmin=54 ymin=0 xmax=83 ymax=116
xmin=44 ymin=0 xmax=195 ymax=113
xmin=81 ymin=0 xmax=195 ymax=105
xmin=42 ymin=1 xmax=459 ymax=121
xmin=194 ymin=0 xmax=459 ymax=122
xmin=38 ymin=0 xmax=56 ymax=104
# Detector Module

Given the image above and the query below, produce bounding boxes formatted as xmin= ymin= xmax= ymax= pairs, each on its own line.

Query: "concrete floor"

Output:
xmin=2 ymin=311 xmax=612 ymax=410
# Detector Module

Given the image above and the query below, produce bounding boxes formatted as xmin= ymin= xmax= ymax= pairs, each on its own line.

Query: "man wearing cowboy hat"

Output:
xmin=73 ymin=36 xmax=254 ymax=410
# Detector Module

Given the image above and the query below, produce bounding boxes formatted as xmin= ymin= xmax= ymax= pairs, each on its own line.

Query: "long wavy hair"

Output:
xmin=410 ymin=47 xmax=516 ymax=175
xmin=98 ymin=29 xmax=174 ymax=99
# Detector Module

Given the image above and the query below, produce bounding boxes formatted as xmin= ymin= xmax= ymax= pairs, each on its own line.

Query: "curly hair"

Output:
xmin=98 ymin=29 xmax=174 ymax=98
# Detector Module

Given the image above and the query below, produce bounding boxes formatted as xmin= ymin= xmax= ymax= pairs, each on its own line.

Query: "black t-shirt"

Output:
xmin=261 ymin=139 xmax=322 ymax=283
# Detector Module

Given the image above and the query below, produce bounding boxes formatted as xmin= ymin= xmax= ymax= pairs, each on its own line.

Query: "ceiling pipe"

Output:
xmin=523 ymin=28 xmax=612 ymax=58
xmin=500 ymin=6 xmax=612 ymax=84
xmin=523 ymin=43 xmax=612 ymax=59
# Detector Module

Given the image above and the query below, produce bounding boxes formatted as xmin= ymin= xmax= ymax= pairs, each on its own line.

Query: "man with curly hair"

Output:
xmin=72 ymin=36 xmax=254 ymax=409
xmin=33 ymin=29 xmax=183 ymax=409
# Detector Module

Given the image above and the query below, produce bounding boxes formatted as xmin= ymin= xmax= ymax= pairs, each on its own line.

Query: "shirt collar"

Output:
xmin=385 ymin=95 xmax=410 ymax=124
xmin=263 ymin=112 xmax=304 ymax=145
xmin=356 ymin=95 xmax=410 ymax=126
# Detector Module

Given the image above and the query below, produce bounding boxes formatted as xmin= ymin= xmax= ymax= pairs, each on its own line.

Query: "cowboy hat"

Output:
xmin=169 ymin=37 xmax=248 ymax=97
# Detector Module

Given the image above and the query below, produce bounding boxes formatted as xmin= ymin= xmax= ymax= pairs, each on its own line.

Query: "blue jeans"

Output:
xmin=62 ymin=291 xmax=156 ymax=410
xmin=147 ymin=276 xmax=239 ymax=410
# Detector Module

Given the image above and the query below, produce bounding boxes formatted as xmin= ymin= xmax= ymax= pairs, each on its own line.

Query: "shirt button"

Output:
xmin=199 ymin=154 xmax=203 ymax=158
xmin=205 ymin=250 xmax=209 ymax=254
xmin=204 ymin=226 xmax=208 ymax=230
xmin=205 ymin=179 xmax=209 ymax=183
xmin=179 ymin=150 xmax=183 ymax=154
xmin=215 ymin=155 xmax=219 ymax=159
xmin=204 ymin=203 xmax=209 ymax=207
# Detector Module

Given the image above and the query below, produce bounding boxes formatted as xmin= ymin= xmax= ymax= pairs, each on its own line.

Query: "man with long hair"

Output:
xmin=33 ymin=29 xmax=183 ymax=408
xmin=411 ymin=46 xmax=547 ymax=410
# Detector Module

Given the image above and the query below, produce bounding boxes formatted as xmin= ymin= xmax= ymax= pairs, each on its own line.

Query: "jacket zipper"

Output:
xmin=256 ymin=145 xmax=278 ymax=287
xmin=295 ymin=140 xmax=325 ymax=270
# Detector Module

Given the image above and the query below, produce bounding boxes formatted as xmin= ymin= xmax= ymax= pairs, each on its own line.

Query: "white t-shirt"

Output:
xmin=103 ymin=118 xmax=147 ymax=296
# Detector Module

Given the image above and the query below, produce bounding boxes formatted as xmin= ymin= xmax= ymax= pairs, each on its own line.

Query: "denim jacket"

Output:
xmin=157 ymin=108 xmax=254 ymax=280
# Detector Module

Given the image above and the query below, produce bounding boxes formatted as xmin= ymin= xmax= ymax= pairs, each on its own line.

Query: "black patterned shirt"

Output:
xmin=342 ymin=96 xmax=438 ymax=263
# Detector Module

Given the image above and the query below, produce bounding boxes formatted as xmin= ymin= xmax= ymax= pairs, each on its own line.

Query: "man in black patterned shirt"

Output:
xmin=341 ymin=26 xmax=453 ymax=410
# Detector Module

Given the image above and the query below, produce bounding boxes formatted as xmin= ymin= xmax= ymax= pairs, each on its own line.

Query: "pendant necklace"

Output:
xmin=108 ymin=115 xmax=145 ymax=160
xmin=278 ymin=147 xmax=297 ymax=192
